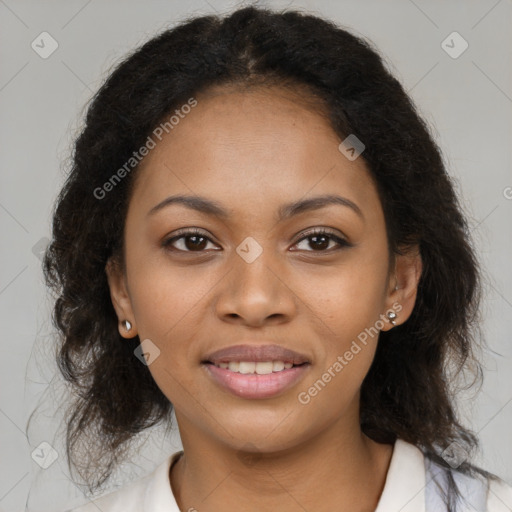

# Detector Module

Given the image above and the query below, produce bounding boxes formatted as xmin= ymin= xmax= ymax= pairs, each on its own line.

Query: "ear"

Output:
xmin=105 ymin=256 xmax=138 ymax=338
xmin=381 ymin=244 xmax=422 ymax=331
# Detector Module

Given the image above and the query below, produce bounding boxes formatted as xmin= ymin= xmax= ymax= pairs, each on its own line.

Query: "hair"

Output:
xmin=39 ymin=4 xmax=499 ymax=509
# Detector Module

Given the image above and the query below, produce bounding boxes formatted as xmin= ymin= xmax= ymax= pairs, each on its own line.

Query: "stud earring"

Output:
xmin=387 ymin=311 xmax=397 ymax=326
xmin=123 ymin=320 xmax=132 ymax=331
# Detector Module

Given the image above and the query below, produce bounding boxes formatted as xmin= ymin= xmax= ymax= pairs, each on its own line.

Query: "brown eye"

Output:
xmin=292 ymin=228 xmax=351 ymax=252
xmin=162 ymin=228 xmax=218 ymax=252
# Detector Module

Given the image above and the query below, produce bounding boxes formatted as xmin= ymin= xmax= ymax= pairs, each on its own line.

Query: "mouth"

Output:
xmin=201 ymin=344 xmax=311 ymax=399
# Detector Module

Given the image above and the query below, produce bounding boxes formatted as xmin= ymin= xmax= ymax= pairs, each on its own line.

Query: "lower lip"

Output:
xmin=204 ymin=363 xmax=310 ymax=399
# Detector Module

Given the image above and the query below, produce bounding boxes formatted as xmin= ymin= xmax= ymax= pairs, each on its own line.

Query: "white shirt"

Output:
xmin=69 ymin=439 xmax=512 ymax=511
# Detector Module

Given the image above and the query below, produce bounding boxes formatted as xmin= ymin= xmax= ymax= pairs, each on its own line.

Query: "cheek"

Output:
xmin=122 ymin=260 xmax=198 ymax=385
xmin=126 ymin=246 xmax=218 ymax=341
xmin=292 ymin=249 xmax=388 ymax=395
xmin=295 ymin=290 xmax=381 ymax=420
xmin=126 ymin=267 xmax=207 ymax=413
xmin=294 ymin=249 xmax=389 ymax=339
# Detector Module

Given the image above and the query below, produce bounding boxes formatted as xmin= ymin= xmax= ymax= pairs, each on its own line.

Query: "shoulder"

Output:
xmin=67 ymin=475 xmax=148 ymax=512
xmin=65 ymin=450 xmax=183 ymax=512
xmin=487 ymin=477 xmax=512 ymax=511
xmin=424 ymin=448 xmax=512 ymax=512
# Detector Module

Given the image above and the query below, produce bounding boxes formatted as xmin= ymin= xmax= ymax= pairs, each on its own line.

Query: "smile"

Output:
xmin=214 ymin=360 xmax=294 ymax=374
xmin=203 ymin=361 xmax=310 ymax=399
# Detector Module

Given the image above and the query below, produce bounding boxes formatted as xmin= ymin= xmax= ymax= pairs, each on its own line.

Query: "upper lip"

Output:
xmin=203 ymin=344 xmax=311 ymax=365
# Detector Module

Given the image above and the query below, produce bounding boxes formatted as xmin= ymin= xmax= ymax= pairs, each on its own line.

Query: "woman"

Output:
xmin=43 ymin=5 xmax=511 ymax=511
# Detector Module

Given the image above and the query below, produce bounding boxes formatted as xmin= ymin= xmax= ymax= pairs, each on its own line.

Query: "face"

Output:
xmin=106 ymin=84 xmax=421 ymax=453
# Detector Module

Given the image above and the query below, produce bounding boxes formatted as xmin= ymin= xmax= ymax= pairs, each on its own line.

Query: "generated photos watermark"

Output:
xmin=298 ymin=301 xmax=403 ymax=405
xmin=93 ymin=97 xmax=198 ymax=200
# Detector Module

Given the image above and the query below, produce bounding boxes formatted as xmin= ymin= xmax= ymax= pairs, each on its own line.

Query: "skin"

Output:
xmin=106 ymin=84 xmax=422 ymax=512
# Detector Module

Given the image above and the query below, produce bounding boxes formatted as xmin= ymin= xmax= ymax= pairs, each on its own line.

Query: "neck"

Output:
xmin=170 ymin=412 xmax=394 ymax=512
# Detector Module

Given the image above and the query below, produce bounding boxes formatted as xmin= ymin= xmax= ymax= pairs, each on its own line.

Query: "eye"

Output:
xmin=162 ymin=228 xmax=219 ymax=253
xmin=162 ymin=227 xmax=351 ymax=254
xmin=292 ymin=228 xmax=351 ymax=252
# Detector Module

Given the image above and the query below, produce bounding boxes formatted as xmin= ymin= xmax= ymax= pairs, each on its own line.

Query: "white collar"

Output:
xmin=142 ymin=450 xmax=182 ymax=511
xmin=375 ymin=438 xmax=426 ymax=512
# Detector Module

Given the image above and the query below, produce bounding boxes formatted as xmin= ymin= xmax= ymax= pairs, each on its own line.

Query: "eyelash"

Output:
xmin=162 ymin=227 xmax=351 ymax=254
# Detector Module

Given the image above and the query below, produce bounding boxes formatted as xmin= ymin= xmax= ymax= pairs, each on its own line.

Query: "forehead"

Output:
xmin=129 ymin=85 xmax=381 ymax=223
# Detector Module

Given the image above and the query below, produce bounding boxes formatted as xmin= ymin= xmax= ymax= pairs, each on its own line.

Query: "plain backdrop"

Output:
xmin=0 ymin=0 xmax=511 ymax=510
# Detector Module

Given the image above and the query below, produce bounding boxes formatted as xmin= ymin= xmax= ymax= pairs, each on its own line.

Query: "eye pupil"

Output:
xmin=309 ymin=235 xmax=329 ymax=250
xmin=185 ymin=235 xmax=207 ymax=251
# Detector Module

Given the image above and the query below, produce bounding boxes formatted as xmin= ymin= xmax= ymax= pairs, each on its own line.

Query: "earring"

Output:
xmin=387 ymin=311 xmax=397 ymax=326
xmin=123 ymin=320 xmax=132 ymax=332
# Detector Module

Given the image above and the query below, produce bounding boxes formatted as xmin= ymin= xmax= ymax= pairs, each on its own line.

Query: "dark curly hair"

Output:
xmin=37 ymin=4 xmax=498 ymax=508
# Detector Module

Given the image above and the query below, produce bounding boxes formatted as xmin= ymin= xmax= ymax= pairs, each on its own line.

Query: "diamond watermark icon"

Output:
xmin=236 ymin=236 xmax=263 ymax=264
xmin=338 ymin=134 xmax=365 ymax=161
xmin=31 ymin=32 xmax=59 ymax=59
xmin=31 ymin=441 xmax=59 ymax=469
xmin=32 ymin=236 xmax=50 ymax=261
xmin=134 ymin=338 xmax=161 ymax=366
xmin=441 ymin=31 xmax=468 ymax=59
xmin=440 ymin=441 xmax=468 ymax=468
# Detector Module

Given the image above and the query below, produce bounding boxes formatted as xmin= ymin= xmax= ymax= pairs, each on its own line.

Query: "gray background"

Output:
xmin=0 ymin=0 xmax=511 ymax=510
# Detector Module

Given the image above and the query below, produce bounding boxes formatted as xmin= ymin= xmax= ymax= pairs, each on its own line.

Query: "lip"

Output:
xmin=202 ymin=343 xmax=311 ymax=400
xmin=204 ymin=363 xmax=311 ymax=399
xmin=203 ymin=344 xmax=311 ymax=365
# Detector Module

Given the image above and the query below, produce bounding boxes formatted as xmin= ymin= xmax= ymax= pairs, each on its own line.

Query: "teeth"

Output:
xmin=273 ymin=361 xmax=285 ymax=371
xmin=239 ymin=362 xmax=256 ymax=374
xmin=215 ymin=360 xmax=298 ymax=374
xmin=255 ymin=362 xmax=273 ymax=374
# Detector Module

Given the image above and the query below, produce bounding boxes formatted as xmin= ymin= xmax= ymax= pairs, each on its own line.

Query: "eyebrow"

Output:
xmin=147 ymin=193 xmax=364 ymax=221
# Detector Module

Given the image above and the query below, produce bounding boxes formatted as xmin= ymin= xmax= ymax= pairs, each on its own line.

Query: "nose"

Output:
xmin=214 ymin=250 xmax=297 ymax=328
